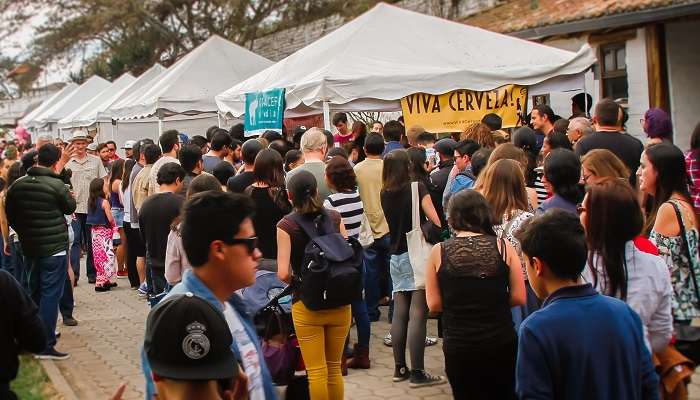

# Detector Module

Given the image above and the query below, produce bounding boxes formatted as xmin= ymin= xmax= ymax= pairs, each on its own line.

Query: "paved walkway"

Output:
xmin=51 ymin=262 xmax=700 ymax=399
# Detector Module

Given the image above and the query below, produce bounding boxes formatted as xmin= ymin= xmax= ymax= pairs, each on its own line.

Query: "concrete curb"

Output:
xmin=40 ymin=359 xmax=79 ymax=400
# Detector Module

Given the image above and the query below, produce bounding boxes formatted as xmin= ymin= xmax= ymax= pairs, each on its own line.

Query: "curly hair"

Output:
xmin=325 ymin=156 xmax=356 ymax=192
xmin=461 ymin=122 xmax=495 ymax=148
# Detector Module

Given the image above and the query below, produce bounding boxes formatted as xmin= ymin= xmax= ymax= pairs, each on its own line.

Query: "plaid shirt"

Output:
xmin=687 ymin=151 xmax=700 ymax=211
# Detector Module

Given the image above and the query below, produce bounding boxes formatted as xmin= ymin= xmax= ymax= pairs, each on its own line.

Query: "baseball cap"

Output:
xmin=122 ymin=140 xmax=137 ymax=150
xmin=434 ymin=138 xmax=457 ymax=156
xmin=144 ymin=292 xmax=238 ymax=381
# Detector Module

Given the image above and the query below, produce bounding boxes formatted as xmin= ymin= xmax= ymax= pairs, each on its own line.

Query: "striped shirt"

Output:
xmin=533 ymin=175 xmax=549 ymax=204
xmin=324 ymin=190 xmax=364 ymax=239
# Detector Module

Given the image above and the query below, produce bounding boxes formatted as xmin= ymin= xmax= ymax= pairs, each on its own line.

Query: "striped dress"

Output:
xmin=323 ymin=190 xmax=364 ymax=239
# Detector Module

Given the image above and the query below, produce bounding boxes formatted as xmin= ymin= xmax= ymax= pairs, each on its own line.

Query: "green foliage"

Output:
xmin=1 ymin=0 xmax=396 ymax=86
xmin=10 ymin=355 xmax=57 ymax=400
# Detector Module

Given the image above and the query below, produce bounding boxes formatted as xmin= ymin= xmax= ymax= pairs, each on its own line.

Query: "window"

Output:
xmin=599 ymin=43 xmax=628 ymax=103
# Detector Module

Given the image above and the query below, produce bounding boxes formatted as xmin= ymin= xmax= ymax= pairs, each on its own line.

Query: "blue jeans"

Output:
xmin=363 ymin=234 xmax=391 ymax=322
xmin=352 ymin=298 xmax=371 ymax=347
xmin=26 ymin=255 xmax=68 ymax=350
xmin=71 ymin=214 xmax=95 ymax=283
xmin=7 ymin=241 xmax=28 ymax=291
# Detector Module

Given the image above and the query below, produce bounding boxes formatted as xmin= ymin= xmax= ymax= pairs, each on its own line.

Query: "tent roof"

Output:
xmin=20 ymin=83 xmax=78 ymax=128
xmin=96 ymin=64 xmax=166 ymax=124
xmin=33 ymin=76 xmax=111 ymax=126
xmin=58 ymin=73 xmax=135 ymax=129
xmin=110 ymin=64 xmax=169 ymax=120
xmin=113 ymin=35 xmax=272 ymax=119
xmin=215 ymin=2 xmax=596 ymax=117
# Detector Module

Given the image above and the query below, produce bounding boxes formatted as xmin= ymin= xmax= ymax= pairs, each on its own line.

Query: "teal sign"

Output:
xmin=244 ymin=88 xmax=285 ymax=137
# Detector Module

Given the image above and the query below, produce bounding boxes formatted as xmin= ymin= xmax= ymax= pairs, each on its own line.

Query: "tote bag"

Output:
xmin=406 ymin=181 xmax=432 ymax=289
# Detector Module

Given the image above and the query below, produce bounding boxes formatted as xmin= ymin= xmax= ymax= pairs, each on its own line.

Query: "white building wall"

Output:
xmin=665 ymin=20 xmax=700 ymax=151
xmin=625 ymin=28 xmax=650 ymax=141
xmin=542 ymin=28 xmax=649 ymax=141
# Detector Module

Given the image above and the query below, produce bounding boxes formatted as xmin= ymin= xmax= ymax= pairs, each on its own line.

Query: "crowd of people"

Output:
xmin=1 ymin=93 xmax=700 ymax=400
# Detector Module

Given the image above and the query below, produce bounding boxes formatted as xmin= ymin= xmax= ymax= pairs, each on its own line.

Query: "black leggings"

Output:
xmin=123 ymin=225 xmax=143 ymax=288
xmin=444 ymin=339 xmax=517 ymax=400
xmin=391 ymin=290 xmax=428 ymax=370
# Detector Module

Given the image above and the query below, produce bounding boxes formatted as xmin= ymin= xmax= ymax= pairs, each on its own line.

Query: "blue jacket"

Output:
xmin=142 ymin=270 xmax=277 ymax=399
xmin=382 ymin=141 xmax=403 ymax=157
xmin=516 ymin=284 xmax=658 ymax=400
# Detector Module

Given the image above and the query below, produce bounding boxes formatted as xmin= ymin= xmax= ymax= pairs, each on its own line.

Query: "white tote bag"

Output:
xmin=406 ymin=181 xmax=432 ymax=289
xmin=358 ymin=213 xmax=375 ymax=248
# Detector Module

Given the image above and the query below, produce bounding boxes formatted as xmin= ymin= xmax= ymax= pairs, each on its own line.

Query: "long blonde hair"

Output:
xmin=581 ymin=149 xmax=629 ymax=180
xmin=475 ymin=159 xmax=529 ymax=224
xmin=461 ymin=122 xmax=495 ymax=148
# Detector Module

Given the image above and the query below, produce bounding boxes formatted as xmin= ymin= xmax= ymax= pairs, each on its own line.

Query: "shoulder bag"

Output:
xmin=407 ymin=181 xmax=433 ymax=290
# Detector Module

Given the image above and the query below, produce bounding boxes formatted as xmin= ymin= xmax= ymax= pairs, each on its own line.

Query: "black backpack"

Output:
xmin=290 ymin=211 xmax=363 ymax=311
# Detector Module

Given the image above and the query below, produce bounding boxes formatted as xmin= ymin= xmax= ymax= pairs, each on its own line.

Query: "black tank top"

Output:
xmin=438 ymin=235 xmax=516 ymax=350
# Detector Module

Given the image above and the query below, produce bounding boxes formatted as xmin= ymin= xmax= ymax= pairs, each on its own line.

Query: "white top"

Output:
xmin=222 ymin=302 xmax=265 ymax=400
xmin=581 ymin=241 xmax=673 ymax=353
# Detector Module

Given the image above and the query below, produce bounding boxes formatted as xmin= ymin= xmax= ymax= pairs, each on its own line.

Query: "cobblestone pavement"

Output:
xmin=51 ymin=262 xmax=700 ymax=399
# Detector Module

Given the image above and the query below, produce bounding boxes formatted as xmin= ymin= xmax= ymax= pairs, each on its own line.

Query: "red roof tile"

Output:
xmin=463 ymin=0 xmax=699 ymax=34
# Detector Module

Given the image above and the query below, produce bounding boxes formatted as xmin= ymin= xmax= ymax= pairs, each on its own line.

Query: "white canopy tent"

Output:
xmin=111 ymin=35 xmax=272 ymax=122
xmin=216 ymin=3 xmax=596 ymax=127
xmin=20 ymin=83 xmax=78 ymax=130
xmin=31 ymin=76 xmax=111 ymax=136
xmin=57 ymin=72 xmax=135 ymax=131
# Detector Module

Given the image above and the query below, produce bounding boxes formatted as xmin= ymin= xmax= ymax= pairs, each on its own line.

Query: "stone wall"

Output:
xmin=248 ymin=0 xmax=501 ymax=61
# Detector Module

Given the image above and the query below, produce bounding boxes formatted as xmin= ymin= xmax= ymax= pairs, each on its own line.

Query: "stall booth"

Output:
xmin=109 ymin=35 xmax=272 ymax=145
xmin=216 ymin=3 xmax=596 ymax=133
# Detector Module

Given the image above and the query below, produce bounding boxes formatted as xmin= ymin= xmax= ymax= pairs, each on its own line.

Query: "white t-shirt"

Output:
xmin=222 ymin=302 xmax=264 ymax=400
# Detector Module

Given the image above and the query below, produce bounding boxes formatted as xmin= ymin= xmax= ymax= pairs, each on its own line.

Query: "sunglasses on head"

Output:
xmin=223 ymin=236 xmax=258 ymax=254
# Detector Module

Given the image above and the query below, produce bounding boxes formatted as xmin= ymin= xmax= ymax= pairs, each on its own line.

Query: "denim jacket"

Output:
xmin=142 ymin=269 xmax=277 ymax=399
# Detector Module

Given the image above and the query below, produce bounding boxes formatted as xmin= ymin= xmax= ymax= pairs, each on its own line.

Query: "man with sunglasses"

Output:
xmin=142 ymin=190 xmax=277 ymax=400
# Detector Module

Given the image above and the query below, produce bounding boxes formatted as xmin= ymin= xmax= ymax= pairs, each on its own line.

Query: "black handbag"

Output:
xmin=670 ymin=201 xmax=700 ymax=365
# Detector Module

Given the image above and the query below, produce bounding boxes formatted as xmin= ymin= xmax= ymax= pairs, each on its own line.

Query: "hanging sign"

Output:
xmin=244 ymin=88 xmax=285 ymax=137
xmin=400 ymin=85 xmax=528 ymax=133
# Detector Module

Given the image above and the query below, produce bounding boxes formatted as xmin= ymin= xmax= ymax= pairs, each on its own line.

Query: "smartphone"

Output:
xmin=425 ymin=147 xmax=436 ymax=165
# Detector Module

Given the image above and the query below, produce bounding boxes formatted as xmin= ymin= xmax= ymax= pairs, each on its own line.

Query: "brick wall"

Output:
xmin=248 ymin=0 xmax=500 ymax=61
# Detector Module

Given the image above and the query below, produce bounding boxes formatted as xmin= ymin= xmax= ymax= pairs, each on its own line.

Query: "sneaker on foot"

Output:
xmin=425 ymin=336 xmax=438 ymax=346
xmin=35 ymin=348 xmax=70 ymax=360
xmin=393 ymin=364 xmax=410 ymax=382
xmin=383 ymin=333 xmax=392 ymax=347
xmin=409 ymin=370 xmax=447 ymax=388
xmin=137 ymin=283 xmax=148 ymax=296
xmin=63 ymin=317 xmax=78 ymax=326
xmin=95 ymin=285 xmax=110 ymax=292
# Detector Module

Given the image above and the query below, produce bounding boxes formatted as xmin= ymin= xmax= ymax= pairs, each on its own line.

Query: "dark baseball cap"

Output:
xmin=434 ymin=138 xmax=457 ymax=155
xmin=144 ymin=292 xmax=238 ymax=381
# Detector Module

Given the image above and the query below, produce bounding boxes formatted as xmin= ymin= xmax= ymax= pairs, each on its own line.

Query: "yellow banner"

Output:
xmin=400 ymin=85 xmax=528 ymax=133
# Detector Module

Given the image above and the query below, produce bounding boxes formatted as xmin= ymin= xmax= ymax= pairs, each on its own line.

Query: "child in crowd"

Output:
xmin=87 ymin=178 xmax=116 ymax=292
xmin=515 ymin=210 xmax=658 ymax=400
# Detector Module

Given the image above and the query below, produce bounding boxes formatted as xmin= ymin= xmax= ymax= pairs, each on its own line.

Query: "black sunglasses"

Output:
xmin=224 ymin=237 xmax=258 ymax=254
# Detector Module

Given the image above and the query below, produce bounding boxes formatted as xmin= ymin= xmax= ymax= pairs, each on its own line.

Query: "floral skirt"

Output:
xmin=91 ymin=225 xmax=115 ymax=286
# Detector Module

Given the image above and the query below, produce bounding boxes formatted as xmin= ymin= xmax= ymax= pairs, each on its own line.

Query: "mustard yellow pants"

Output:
xmin=292 ymin=301 xmax=351 ymax=400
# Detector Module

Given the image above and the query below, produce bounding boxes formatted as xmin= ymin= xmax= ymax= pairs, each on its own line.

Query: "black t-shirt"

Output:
xmin=249 ymin=186 xmax=288 ymax=259
xmin=381 ymin=182 xmax=429 ymax=255
xmin=575 ymin=131 xmax=643 ymax=185
xmin=138 ymin=192 xmax=184 ymax=269
xmin=227 ymin=171 xmax=255 ymax=194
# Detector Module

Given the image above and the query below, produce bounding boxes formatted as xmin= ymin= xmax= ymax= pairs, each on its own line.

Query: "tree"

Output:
xmin=1 ymin=0 xmax=389 ymax=84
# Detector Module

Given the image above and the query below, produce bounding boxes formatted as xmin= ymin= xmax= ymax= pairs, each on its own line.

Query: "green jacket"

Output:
xmin=6 ymin=166 xmax=77 ymax=258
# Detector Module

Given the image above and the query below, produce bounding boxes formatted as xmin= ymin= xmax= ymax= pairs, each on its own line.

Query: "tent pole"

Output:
xmin=583 ymin=70 xmax=589 ymax=118
xmin=217 ymin=113 xmax=222 ymax=128
xmin=158 ymin=117 xmax=163 ymax=141
xmin=323 ymin=101 xmax=331 ymax=131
